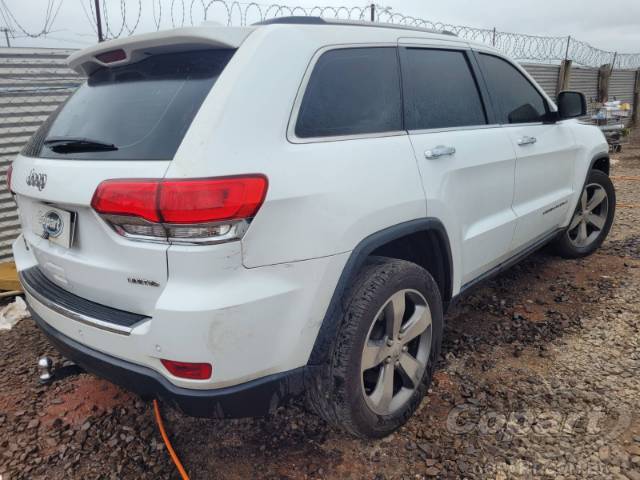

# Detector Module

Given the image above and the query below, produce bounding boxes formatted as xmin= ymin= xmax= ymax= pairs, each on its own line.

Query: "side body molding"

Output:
xmin=307 ymin=218 xmax=452 ymax=365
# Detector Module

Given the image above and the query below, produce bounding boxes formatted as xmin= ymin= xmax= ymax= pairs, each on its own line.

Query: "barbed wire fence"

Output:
xmin=0 ymin=0 xmax=639 ymax=69
xmin=0 ymin=0 xmax=63 ymax=42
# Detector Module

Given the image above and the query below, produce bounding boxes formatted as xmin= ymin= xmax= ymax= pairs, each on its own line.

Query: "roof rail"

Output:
xmin=255 ymin=16 xmax=325 ymax=25
xmin=254 ymin=16 xmax=457 ymax=37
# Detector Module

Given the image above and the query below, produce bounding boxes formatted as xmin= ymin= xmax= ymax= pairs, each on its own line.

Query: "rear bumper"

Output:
xmin=13 ymin=233 xmax=348 ymax=390
xmin=30 ymin=307 xmax=307 ymax=418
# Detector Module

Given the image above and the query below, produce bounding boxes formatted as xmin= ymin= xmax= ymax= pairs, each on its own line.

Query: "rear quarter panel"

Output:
xmin=165 ymin=26 xmax=427 ymax=268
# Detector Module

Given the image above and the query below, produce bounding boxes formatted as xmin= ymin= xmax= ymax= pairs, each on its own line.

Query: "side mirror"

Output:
xmin=557 ymin=91 xmax=587 ymax=119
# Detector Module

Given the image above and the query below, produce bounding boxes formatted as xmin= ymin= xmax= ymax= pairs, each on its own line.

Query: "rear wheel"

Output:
xmin=307 ymin=257 xmax=443 ymax=438
xmin=553 ymin=169 xmax=615 ymax=258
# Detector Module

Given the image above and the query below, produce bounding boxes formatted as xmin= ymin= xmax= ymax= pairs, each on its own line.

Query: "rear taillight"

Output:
xmin=160 ymin=359 xmax=212 ymax=380
xmin=91 ymin=180 xmax=161 ymax=222
xmin=159 ymin=177 xmax=267 ymax=223
xmin=91 ymin=175 xmax=268 ymax=244
xmin=6 ymin=164 xmax=12 ymax=193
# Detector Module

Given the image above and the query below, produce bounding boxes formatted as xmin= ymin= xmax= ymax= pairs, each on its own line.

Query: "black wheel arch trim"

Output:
xmin=572 ymin=153 xmax=610 ymax=213
xmin=307 ymin=218 xmax=453 ymax=365
xmin=589 ymin=153 xmax=610 ymax=176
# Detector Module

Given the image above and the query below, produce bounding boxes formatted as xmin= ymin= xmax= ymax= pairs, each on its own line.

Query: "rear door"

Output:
xmin=398 ymin=40 xmax=519 ymax=286
xmin=12 ymin=49 xmax=234 ymax=315
xmin=475 ymin=52 xmax=577 ymax=251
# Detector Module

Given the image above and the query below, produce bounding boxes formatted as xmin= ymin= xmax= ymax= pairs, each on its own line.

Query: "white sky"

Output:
xmin=1 ymin=0 xmax=638 ymax=54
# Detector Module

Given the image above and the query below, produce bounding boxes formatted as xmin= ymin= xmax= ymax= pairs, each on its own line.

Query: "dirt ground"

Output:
xmin=2 ymin=134 xmax=640 ymax=480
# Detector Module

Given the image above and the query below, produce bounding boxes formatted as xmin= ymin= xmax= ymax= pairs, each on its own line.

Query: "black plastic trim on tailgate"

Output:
xmin=20 ymin=267 xmax=148 ymax=332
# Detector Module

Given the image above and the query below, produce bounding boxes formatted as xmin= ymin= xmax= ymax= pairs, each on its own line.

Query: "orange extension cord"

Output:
xmin=153 ymin=399 xmax=190 ymax=480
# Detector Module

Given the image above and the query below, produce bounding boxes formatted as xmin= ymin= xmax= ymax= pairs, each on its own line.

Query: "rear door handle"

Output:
xmin=517 ymin=136 xmax=537 ymax=146
xmin=424 ymin=145 xmax=456 ymax=159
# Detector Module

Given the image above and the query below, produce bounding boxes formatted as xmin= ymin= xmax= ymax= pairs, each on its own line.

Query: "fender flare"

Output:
xmin=307 ymin=218 xmax=453 ymax=365
xmin=573 ymin=152 xmax=610 ymax=211
xmin=588 ymin=153 xmax=610 ymax=176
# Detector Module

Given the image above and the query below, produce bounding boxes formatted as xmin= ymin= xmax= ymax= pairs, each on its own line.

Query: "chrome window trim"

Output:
xmin=287 ymin=43 xmax=553 ymax=143
xmin=20 ymin=272 xmax=135 ymax=336
xmin=406 ymin=123 xmax=551 ymax=136
xmin=289 ymin=130 xmax=407 ymax=144
xmin=287 ymin=43 xmax=403 ymax=145
xmin=407 ymin=124 xmax=502 ymax=135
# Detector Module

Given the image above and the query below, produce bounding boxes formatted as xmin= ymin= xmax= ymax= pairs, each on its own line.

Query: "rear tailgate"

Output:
xmin=12 ymin=29 xmax=252 ymax=316
xmin=13 ymin=158 xmax=170 ymax=315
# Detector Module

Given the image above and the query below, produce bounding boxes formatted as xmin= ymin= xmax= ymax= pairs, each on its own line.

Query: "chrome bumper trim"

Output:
xmin=19 ymin=271 xmax=133 ymax=336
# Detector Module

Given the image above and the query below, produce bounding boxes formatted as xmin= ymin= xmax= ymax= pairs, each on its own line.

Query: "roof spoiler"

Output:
xmin=67 ymin=26 xmax=254 ymax=76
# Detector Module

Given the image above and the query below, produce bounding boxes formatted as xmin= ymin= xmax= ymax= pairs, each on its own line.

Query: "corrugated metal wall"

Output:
xmin=609 ymin=69 xmax=637 ymax=105
xmin=0 ymin=48 xmax=83 ymax=261
xmin=522 ymin=63 xmax=560 ymax=98
xmin=569 ymin=67 xmax=600 ymax=108
xmin=520 ymin=64 xmax=604 ymax=111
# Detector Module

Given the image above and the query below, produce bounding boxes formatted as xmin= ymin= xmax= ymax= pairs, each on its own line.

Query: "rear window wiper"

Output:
xmin=44 ymin=137 xmax=118 ymax=153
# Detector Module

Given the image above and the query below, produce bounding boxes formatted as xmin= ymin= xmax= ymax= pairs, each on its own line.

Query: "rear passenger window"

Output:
xmin=478 ymin=53 xmax=548 ymax=124
xmin=295 ymin=47 xmax=402 ymax=138
xmin=401 ymin=48 xmax=487 ymax=130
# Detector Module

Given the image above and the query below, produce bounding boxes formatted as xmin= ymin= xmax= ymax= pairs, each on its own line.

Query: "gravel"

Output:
xmin=2 ymin=135 xmax=640 ymax=479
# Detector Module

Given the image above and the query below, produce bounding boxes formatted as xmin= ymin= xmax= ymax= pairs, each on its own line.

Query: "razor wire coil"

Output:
xmin=1 ymin=0 xmax=640 ymax=68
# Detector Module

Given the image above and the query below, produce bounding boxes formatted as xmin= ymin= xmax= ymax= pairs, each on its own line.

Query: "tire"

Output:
xmin=306 ymin=256 xmax=443 ymax=439
xmin=553 ymin=169 xmax=616 ymax=259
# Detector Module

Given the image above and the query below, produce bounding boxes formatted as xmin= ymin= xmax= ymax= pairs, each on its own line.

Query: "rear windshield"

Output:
xmin=23 ymin=49 xmax=234 ymax=160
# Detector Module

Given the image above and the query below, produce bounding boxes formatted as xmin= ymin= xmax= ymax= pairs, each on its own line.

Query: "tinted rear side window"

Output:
xmin=478 ymin=53 xmax=547 ymax=124
xmin=401 ymin=48 xmax=486 ymax=130
xmin=25 ymin=49 xmax=234 ymax=160
xmin=295 ymin=47 xmax=402 ymax=138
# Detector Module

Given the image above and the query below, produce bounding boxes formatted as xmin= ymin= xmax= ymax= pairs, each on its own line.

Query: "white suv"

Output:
xmin=11 ymin=18 xmax=615 ymax=438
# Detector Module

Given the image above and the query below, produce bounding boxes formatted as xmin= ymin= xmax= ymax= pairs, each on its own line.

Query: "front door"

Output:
xmin=475 ymin=52 xmax=577 ymax=251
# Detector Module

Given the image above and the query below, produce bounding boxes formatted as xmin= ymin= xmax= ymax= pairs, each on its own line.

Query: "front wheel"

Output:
xmin=306 ymin=257 xmax=443 ymax=438
xmin=553 ymin=169 xmax=616 ymax=258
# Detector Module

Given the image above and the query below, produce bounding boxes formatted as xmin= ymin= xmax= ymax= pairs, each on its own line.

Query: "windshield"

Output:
xmin=23 ymin=49 xmax=234 ymax=160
